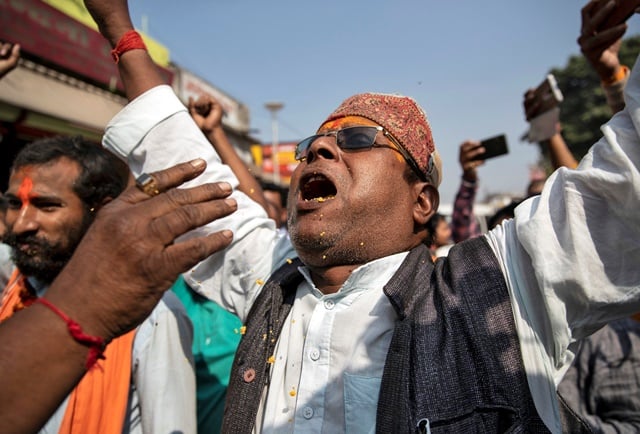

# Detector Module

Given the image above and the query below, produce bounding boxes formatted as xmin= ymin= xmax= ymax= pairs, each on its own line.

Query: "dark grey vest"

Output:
xmin=223 ymin=237 xmax=590 ymax=433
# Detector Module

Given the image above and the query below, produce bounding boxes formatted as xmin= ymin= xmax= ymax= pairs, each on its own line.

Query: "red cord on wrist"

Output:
xmin=35 ymin=298 xmax=107 ymax=370
xmin=111 ymin=30 xmax=147 ymax=63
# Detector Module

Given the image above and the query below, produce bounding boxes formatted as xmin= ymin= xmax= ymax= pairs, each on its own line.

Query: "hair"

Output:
xmin=526 ymin=179 xmax=545 ymax=198
xmin=403 ymin=164 xmax=422 ymax=185
xmin=10 ymin=135 xmax=130 ymax=209
xmin=260 ymin=181 xmax=288 ymax=208
xmin=425 ymin=212 xmax=447 ymax=247
xmin=488 ymin=200 xmax=521 ymax=230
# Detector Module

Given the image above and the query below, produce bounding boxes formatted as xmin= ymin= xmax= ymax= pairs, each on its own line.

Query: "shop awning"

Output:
xmin=0 ymin=60 xmax=126 ymax=135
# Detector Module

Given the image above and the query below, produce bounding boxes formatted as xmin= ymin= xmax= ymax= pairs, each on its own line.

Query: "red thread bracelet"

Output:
xmin=35 ymin=298 xmax=107 ymax=369
xmin=111 ymin=30 xmax=147 ymax=63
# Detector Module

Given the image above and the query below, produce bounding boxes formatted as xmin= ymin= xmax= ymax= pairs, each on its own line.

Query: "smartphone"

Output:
xmin=472 ymin=134 xmax=509 ymax=161
xmin=600 ymin=0 xmax=640 ymax=30
xmin=529 ymin=74 xmax=563 ymax=119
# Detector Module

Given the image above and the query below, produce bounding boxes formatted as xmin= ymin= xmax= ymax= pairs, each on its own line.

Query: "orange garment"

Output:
xmin=0 ymin=269 xmax=136 ymax=434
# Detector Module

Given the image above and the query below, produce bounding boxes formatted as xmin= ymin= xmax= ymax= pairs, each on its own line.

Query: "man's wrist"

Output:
xmin=461 ymin=174 xmax=477 ymax=186
xmin=205 ymin=125 xmax=225 ymax=140
xmin=601 ymin=65 xmax=629 ymax=86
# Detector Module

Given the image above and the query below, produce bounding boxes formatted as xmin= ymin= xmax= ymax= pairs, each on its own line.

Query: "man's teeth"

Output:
xmin=305 ymin=195 xmax=335 ymax=202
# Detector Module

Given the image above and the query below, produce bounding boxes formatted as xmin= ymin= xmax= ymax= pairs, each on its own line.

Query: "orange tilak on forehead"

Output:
xmin=319 ymin=115 xmax=378 ymax=131
xmin=320 ymin=116 xmax=404 ymax=163
xmin=17 ymin=176 xmax=34 ymax=209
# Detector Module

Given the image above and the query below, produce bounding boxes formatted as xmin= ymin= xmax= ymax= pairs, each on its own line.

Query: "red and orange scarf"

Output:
xmin=0 ymin=269 xmax=136 ymax=434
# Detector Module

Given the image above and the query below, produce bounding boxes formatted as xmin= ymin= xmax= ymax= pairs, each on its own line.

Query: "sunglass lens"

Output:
xmin=338 ymin=127 xmax=377 ymax=150
xmin=295 ymin=135 xmax=317 ymax=160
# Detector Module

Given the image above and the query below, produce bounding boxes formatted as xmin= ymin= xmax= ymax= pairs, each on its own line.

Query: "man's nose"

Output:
xmin=9 ymin=205 xmax=39 ymax=234
xmin=305 ymin=136 xmax=340 ymax=164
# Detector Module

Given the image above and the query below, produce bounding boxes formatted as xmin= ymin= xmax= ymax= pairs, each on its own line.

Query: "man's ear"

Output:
xmin=413 ymin=183 xmax=439 ymax=226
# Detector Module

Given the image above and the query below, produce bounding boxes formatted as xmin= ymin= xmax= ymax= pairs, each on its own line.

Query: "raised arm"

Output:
xmin=0 ymin=41 xmax=20 ymax=79
xmin=0 ymin=161 xmax=236 ymax=433
xmin=578 ymin=0 xmax=635 ymax=114
xmin=451 ymin=141 xmax=483 ymax=243
xmin=84 ymin=0 xmax=163 ymax=101
xmin=189 ymin=94 xmax=270 ymax=213
xmin=523 ymin=89 xmax=579 ymax=170
xmin=492 ymin=50 xmax=640 ymax=433
xmin=85 ymin=0 xmax=291 ymax=320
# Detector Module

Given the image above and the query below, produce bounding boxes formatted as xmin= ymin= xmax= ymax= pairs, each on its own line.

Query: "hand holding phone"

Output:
xmin=0 ymin=41 xmax=20 ymax=79
xmin=525 ymin=74 xmax=563 ymax=121
xmin=525 ymin=75 xmax=563 ymax=143
xmin=471 ymin=134 xmax=509 ymax=161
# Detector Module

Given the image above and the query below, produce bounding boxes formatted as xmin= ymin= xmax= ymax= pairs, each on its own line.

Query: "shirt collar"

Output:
xmin=298 ymin=251 xmax=409 ymax=297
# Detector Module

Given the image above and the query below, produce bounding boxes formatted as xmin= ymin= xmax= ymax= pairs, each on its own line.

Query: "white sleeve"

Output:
xmin=132 ymin=292 xmax=196 ymax=434
xmin=102 ymin=86 xmax=295 ymax=321
xmin=485 ymin=54 xmax=640 ymax=433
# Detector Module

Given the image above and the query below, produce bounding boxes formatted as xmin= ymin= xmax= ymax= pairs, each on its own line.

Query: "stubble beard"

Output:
xmin=4 ymin=211 xmax=93 ymax=285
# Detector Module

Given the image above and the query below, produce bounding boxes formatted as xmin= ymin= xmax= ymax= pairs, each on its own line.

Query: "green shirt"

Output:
xmin=171 ymin=277 xmax=242 ymax=434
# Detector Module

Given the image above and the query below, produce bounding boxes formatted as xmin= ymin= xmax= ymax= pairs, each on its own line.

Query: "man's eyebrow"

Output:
xmin=29 ymin=195 xmax=64 ymax=204
xmin=4 ymin=193 xmax=64 ymax=205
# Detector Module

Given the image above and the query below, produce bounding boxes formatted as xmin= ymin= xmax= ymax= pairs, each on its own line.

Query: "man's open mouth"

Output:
xmin=301 ymin=174 xmax=337 ymax=202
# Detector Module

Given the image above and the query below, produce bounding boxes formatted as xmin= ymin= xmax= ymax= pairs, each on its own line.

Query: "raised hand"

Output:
xmin=578 ymin=0 xmax=631 ymax=81
xmin=46 ymin=159 xmax=237 ymax=340
xmin=189 ymin=94 xmax=224 ymax=135
xmin=0 ymin=41 xmax=20 ymax=79
xmin=458 ymin=140 xmax=485 ymax=182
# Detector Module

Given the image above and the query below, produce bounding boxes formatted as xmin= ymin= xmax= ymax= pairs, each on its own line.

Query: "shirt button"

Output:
xmin=303 ymin=407 xmax=314 ymax=419
xmin=310 ymin=349 xmax=320 ymax=361
xmin=324 ymin=299 xmax=335 ymax=310
xmin=243 ymin=368 xmax=256 ymax=383
xmin=205 ymin=337 xmax=211 ymax=345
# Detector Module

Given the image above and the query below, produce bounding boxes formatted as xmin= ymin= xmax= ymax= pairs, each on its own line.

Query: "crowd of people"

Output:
xmin=0 ymin=0 xmax=639 ymax=433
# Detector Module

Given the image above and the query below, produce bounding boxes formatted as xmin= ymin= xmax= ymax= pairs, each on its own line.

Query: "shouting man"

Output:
xmin=85 ymin=0 xmax=640 ymax=432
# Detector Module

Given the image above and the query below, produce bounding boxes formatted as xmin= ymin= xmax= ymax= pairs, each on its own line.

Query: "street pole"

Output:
xmin=264 ymin=101 xmax=284 ymax=185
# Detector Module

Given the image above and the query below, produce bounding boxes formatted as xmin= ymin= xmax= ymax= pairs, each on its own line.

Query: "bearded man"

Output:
xmin=1 ymin=136 xmax=196 ymax=433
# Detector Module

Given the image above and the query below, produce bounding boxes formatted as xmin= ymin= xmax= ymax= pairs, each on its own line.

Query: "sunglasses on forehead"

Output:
xmin=294 ymin=126 xmax=428 ymax=182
